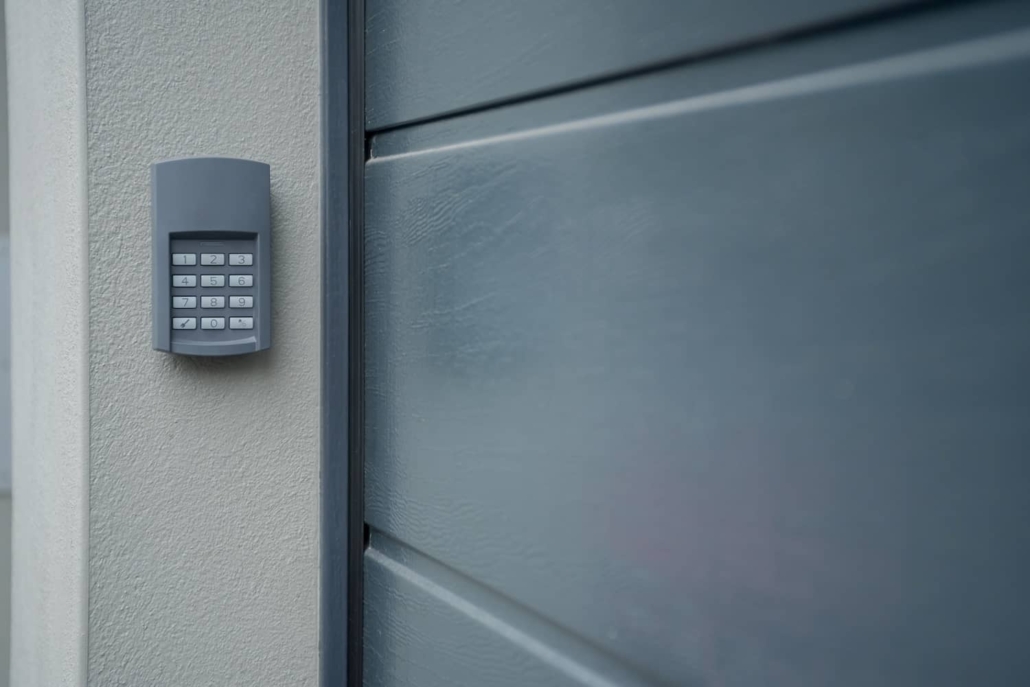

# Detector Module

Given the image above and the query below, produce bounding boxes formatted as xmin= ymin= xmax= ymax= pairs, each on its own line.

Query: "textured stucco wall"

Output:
xmin=7 ymin=1 xmax=91 ymax=685
xmin=84 ymin=1 xmax=321 ymax=685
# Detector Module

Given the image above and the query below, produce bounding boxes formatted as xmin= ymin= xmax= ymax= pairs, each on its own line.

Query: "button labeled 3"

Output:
xmin=229 ymin=253 xmax=253 ymax=266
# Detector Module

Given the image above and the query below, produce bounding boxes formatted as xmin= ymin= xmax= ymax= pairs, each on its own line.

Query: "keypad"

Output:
xmin=170 ymin=240 xmax=256 ymax=341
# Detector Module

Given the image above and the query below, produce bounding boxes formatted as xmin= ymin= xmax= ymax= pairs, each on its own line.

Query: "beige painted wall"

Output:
xmin=8 ymin=0 xmax=90 ymax=684
xmin=9 ymin=1 xmax=321 ymax=684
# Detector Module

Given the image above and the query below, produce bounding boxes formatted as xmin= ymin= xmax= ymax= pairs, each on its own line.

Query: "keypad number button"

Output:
xmin=229 ymin=317 xmax=254 ymax=330
xmin=229 ymin=275 xmax=253 ymax=287
xmin=172 ymin=296 xmax=196 ymax=309
xmin=200 ymin=275 xmax=225 ymax=287
xmin=172 ymin=317 xmax=197 ymax=330
xmin=201 ymin=296 xmax=225 ymax=309
xmin=171 ymin=253 xmax=197 ymax=266
xmin=229 ymin=253 xmax=253 ymax=266
xmin=229 ymin=296 xmax=253 ymax=309
xmin=200 ymin=253 xmax=225 ymax=266
xmin=173 ymin=275 xmax=197 ymax=287
xmin=201 ymin=317 xmax=226 ymax=330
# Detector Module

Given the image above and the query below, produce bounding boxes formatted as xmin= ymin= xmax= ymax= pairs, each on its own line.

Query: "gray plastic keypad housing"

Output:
xmin=152 ymin=157 xmax=271 ymax=356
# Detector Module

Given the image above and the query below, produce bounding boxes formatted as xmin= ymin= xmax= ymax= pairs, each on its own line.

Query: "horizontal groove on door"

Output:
xmin=363 ymin=4 xmax=1030 ymax=682
xmin=364 ymin=528 xmax=670 ymax=687
xmin=365 ymin=0 xmax=942 ymax=131
xmin=369 ymin=0 xmax=1030 ymax=159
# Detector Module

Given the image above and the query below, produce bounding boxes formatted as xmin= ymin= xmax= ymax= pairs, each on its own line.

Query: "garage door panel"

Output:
xmin=366 ymin=0 xmax=937 ymax=129
xmin=364 ymin=27 xmax=1030 ymax=687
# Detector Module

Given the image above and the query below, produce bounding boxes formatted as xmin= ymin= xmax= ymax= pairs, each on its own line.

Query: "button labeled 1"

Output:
xmin=172 ymin=253 xmax=196 ymax=266
xmin=229 ymin=296 xmax=253 ymax=308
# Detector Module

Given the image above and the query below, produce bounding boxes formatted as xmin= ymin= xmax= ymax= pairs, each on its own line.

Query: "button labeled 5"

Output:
xmin=200 ymin=275 xmax=225 ymax=287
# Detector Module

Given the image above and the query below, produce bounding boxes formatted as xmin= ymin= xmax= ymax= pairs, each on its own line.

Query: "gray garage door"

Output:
xmin=359 ymin=1 xmax=1030 ymax=685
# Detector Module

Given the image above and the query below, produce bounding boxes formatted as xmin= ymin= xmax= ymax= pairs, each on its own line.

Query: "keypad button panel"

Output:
xmin=169 ymin=238 xmax=260 ymax=344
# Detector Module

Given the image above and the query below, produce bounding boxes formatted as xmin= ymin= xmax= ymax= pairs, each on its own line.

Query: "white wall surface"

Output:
xmin=9 ymin=0 xmax=322 ymax=685
xmin=83 ymin=1 xmax=321 ymax=685
xmin=7 ymin=1 xmax=90 ymax=686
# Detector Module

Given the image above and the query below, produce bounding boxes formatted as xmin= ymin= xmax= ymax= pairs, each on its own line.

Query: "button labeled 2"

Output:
xmin=200 ymin=253 xmax=225 ymax=266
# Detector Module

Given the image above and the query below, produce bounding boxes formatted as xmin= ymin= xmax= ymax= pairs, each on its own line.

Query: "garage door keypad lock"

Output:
xmin=151 ymin=157 xmax=271 ymax=356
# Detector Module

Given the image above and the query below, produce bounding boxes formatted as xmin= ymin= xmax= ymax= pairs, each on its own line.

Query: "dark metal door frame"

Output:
xmin=320 ymin=0 xmax=364 ymax=685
